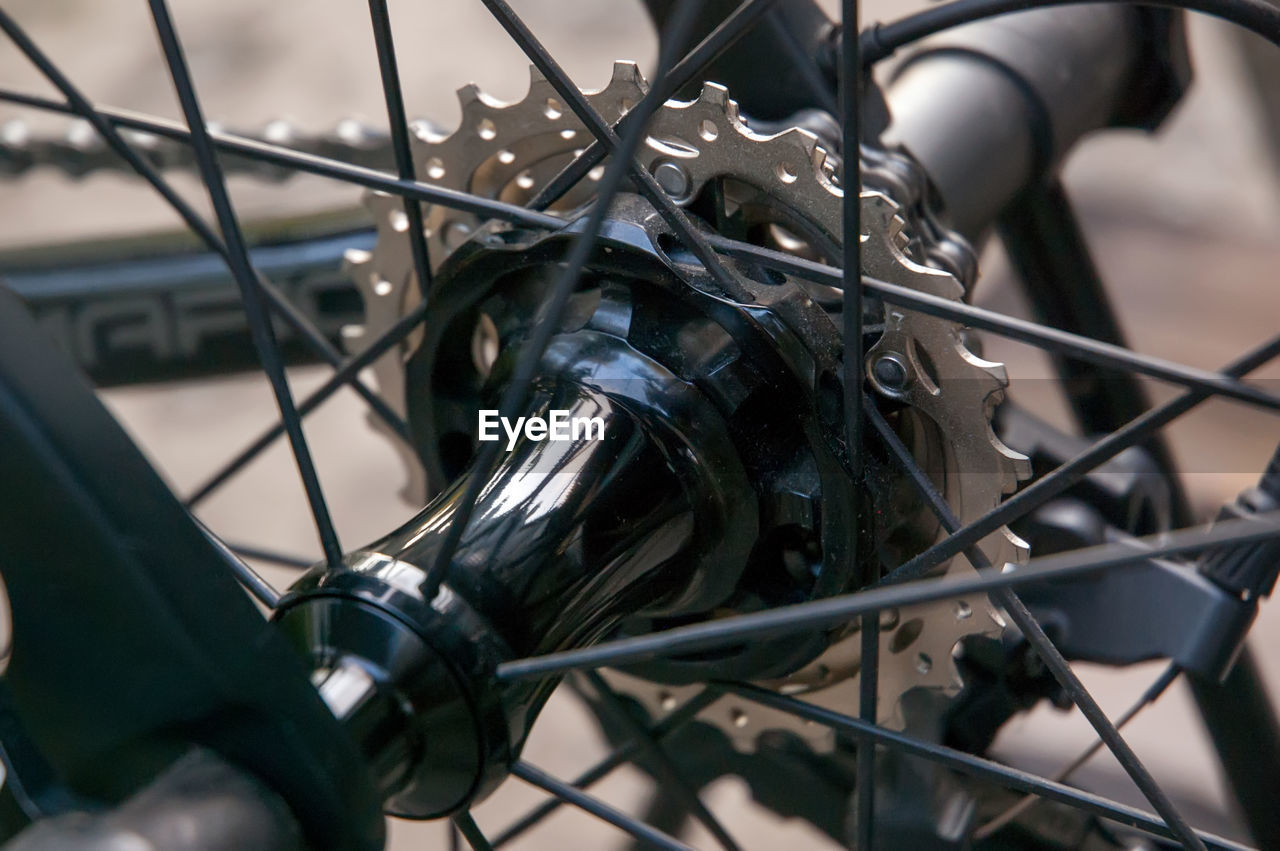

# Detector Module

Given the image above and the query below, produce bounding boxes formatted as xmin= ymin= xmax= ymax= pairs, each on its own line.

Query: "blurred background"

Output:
xmin=2 ymin=0 xmax=1280 ymax=847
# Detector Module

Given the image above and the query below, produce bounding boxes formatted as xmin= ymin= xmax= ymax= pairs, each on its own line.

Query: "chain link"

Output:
xmin=0 ymin=116 xmax=399 ymax=181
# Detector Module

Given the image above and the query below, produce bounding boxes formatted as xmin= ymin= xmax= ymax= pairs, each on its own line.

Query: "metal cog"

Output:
xmin=343 ymin=61 xmax=647 ymax=502
xmin=345 ymin=68 xmax=1030 ymax=750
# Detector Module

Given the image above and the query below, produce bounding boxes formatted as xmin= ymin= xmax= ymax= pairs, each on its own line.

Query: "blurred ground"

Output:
xmin=3 ymin=1 xmax=1280 ymax=849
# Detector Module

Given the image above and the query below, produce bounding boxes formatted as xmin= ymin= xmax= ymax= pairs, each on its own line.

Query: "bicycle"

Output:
xmin=0 ymin=0 xmax=1279 ymax=848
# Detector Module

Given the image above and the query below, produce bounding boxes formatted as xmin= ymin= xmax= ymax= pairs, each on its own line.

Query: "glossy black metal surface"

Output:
xmin=278 ymin=375 xmax=735 ymax=816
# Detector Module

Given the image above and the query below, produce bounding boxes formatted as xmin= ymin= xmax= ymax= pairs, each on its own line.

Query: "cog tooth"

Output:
xmin=528 ymin=62 xmax=547 ymax=86
xmin=984 ymin=527 xmax=1031 ymax=572
xmin=609 ymin=59 xmax=646 ymax=92
xmin=698 ymin=81 xmax=730 ymax=108
xmin=882 ymin=211 xmax=907 ymax=245
xmin=979 ymin=361 xmax=1009 ymax=385
xmin=778 ymin=126 xmax=820 ymax=157
xmin=997 ymin=438 xmax=1034 ymax=483
xmin=457 ymin=82 xmax=482 ymax=110
xmin=862 ymin=191 xmax=899 ymax=231
xmin=699 ymin=82 xmax=744 ymax=126
xmin=812 ymin=143 xmax=834 ymax=175
xmin=1005 ymin=527 xmax=1031 ymax=564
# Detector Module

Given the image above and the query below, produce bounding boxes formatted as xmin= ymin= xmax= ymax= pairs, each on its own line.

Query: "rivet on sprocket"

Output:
xmin=871 ymin=353 xmax=909 ymax=392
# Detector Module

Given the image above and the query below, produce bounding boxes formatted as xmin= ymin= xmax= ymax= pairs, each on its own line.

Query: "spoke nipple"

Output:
xmin=871 ymin=353 xmax=909 ymax=392
xmin=653 ymin=160 xmax=691 ymax=201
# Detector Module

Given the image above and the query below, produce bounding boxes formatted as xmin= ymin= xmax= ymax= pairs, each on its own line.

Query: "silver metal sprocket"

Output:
xmin=344 ymin=62 xmax=1030 ymax=750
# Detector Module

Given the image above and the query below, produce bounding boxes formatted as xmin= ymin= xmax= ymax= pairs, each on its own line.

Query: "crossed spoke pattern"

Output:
xmin=147 ymin=0 xmax=348 ymax=567
xmin=578 ymin=671 xmax=742 ymax=851
xmin=864 ymin=397 xmax=1204 ymax=848
xmin=837 ymin=0 xmax=877 ymax=844
xmin=3 ymin=0 xmax=1280 ymax=849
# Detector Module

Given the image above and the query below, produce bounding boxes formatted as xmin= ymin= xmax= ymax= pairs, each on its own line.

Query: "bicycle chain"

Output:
xmin=0 ymin=115 xmax=399 ymax=180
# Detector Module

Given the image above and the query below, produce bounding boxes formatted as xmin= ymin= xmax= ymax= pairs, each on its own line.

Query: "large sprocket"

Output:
xmin=343 ymin=62 xmax=1029 ymax=748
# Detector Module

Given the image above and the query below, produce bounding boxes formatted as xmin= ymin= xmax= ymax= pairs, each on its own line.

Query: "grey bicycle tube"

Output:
xmin=882 ymin=4 xmax=1147 ymax=241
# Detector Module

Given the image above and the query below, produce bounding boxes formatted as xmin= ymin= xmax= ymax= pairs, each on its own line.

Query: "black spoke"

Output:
xmin=855 ymin=616 xmax=878 ymax=848
xmin=479 ymin=0 xmax=755 ymax=305
xmin=1012 ymin=598 xmax=1202 ymax=846
xmin=511 ymin=761 xmax=695 ymax=851
xmin=420 ymin=0 xmax=708 ymax=598
xmin=724 ymin=685 xmax=1249 ymax=851
xmin=366 ymin=0 xmax=433 ymax=303
xmin=492 ymin=688 xmax=722 ymax=847
xmin=866 ymin=398 xmax=1204 ymax=849
xmin=227 ymin=543 xmax=315 ymax=570
xmin=452 ymin=811 xmax=494 ymax=851
xmin=705 ymin=237 xmax=1280 ymax=415
xmin=839 ymin=0 xmax=877 ymax=846
xmin=495 ymin=511 xmax=1280 ymax=681
xmin=254 ymin=272 xmax=409 ymax=442
xmin=0 ymin=19 xmax=222 ymax=255
xmin=581 ymin=672 xmax=740 ymax=851
xmin=996 ymin=179 xmax=1190 ymax=524
xmin=147 ymin=0 xmax=342 ymax=567
xmin=860 ymin=276 xmax=1280 ymax=413
xmin=882 ymin=331 xmax=1280 ymax=586
xmin=857 ymin=0 xmax=1280 ymax=65
xmin=525 ymin=0 xmax=780 ymax=212
xmin=975 ymin=662 xmax=1181 ymax=840
xmin=195 ymin=518 xmax=281 ymax=608
xmin=185 ymin=300 xmax=430 ymax=507
xmin=0 ymin=89 xmax=562 ymax=231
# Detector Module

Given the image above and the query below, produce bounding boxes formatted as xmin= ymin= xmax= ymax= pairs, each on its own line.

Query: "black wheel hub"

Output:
xmin=276 ymin=192 xmax=873 ymax=816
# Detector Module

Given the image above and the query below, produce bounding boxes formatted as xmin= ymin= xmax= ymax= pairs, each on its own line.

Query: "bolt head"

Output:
xmin=872 ymin=354 xmax=909 ymax=391
xmin=653 ymin=160 xmax=690 ymax=199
